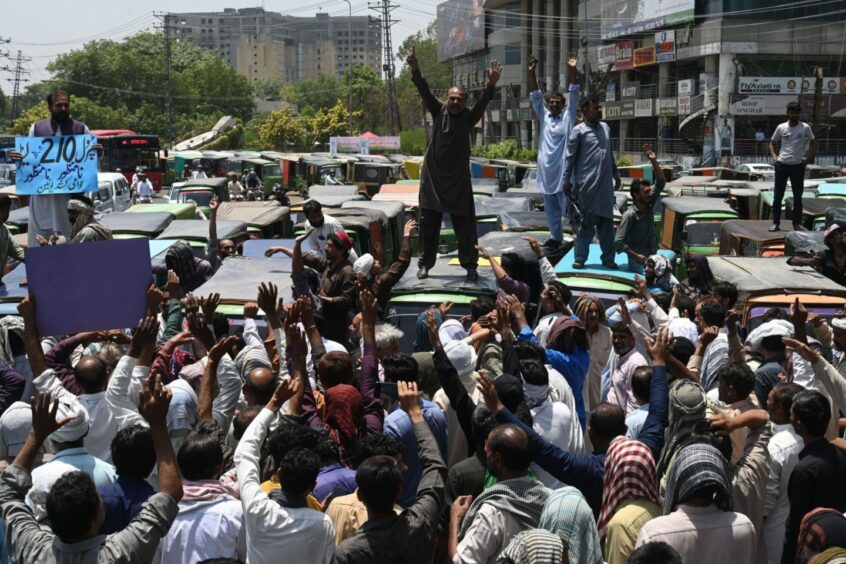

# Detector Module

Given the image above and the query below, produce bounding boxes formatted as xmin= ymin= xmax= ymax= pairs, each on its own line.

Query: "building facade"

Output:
xmin=173 ymin=8 xmax=382 ymax=84
xmin=439 ymin=0 xmax=846 ymax=165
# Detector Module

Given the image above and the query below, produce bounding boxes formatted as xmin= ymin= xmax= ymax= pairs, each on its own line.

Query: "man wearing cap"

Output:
xmin=303 ymin=229 xmax=358 ymax=344
xmin=135 ymin=172 xmax=153 ymax=204
xmin=192 ymin=163 xmax=208 ymax=179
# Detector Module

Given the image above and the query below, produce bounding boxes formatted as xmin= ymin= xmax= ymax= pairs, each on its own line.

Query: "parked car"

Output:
xmin=736 ymin=163 xmax=775 ymax=181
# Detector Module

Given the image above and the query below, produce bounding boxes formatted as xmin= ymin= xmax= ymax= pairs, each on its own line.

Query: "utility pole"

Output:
xmin=2 ymin=48 xmax=31 ymax=127
xmin=811 ymin=66 xmax=824 ymax=133
xmin=155 ymin=13 xmax=176 ymax=146
xmin=341 ymin=0 xmax=353 ymax=134
xmin=369 ymin=0 xmax=401 ymax=134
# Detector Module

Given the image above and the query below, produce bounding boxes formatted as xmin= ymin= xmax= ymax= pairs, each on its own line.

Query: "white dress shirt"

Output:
xmin=154 ymin=496 xmax=246 ymax=564
xmin=303 ymin=214 xmax=358 ymax=262
xmin=234 ymin=408 xmax=335 ymax=564
xmin=763 ymin=423 xmax=803 ymax=564
xmin=453 ymin=501 xmax=528 ymax=564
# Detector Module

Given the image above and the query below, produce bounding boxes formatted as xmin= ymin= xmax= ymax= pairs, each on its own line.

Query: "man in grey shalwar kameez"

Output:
xmin=408 ymin=48 xmax=501 ymax=281
xmin=562 ymin=93 xmax=622 ymax=269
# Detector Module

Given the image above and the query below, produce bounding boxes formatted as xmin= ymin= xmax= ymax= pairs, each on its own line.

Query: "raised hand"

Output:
xmin=477 ymin=370 xmax=504 ymax=415
xmin=528 ymin=54 xmax=539 ymax=73
xmin=167 ymin=270 xmax=181 ymax=298
xmin=790 ymin=296 xmax=808 ymax=328
xmin=200 ymin=293 xmax=221 ymax=320
xmin=505 ymin=295 xmax=527 ymax=327
xmin=139 ymin=374 xmax=172 ymax=427
xmin=295 ymin=228 xmax=314 ymax=246
xmin=147 ymin=283 xmax=164 ymax=313
xmin=403 ymin=219 xmax=417 ymax=238
xmin=488 ymin=60 xmax=502 ymax=86
xmin=699 ymin=326 xmax=720 ymax=347
xmin=633 ymin=275 xmax=649 ymax=298
xmin=438 ymin=300 xmax=454 ymax=318
xmin=360 ymin=288 xmax=377 ymax=326
xmin=209 ymin=196 xmax=219 ymax=213
xmin=567 ymin=51 xmax=578 ymax=69
xmin=129 ymin=316 xmax=159 ymax=357
xmin=181 ymin=292 xmax=199 ymax=314
xmin=646 ymin=328 xmax=669 ymax=366
xmin=424 ymin=309 xmax=442 ymax=350
xmin=257 ymin=282 xmax=278 ymax=317
xmin=783 ymin=337 xmax=820 ymax=364
xmin=725 ymin=309 xmax=740 ymax=337
xmin=522 ymin=236 xmax=544 ymax=258
xmin=267 ymin=377 xmax=302 ymax=413
xmin=397 ymin=380 xmax=422 ymax=417
xmin=17 ymin=295 xmax=35 ymax=321
xmin=299 ymin=296 xmax=315 ymax=328
xmin=643 ymin=143 xmax=657 ymax=161
xmin=243 ymin=302 xmax=259 ymax=319
xmin=476 ymin=245 xmax=492 ymax=259
xmin=617 ymin=297 xmax=633 ymax=326
xmin=406 ymin=46 xmax=419 ymax=71
xmin=209 ymin=335 xmax=238 ymax=364
xmin=31 ymin=392 xmax=75 ymax=444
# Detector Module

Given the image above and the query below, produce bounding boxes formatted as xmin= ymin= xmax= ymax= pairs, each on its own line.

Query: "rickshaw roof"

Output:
xmin=99 ymin=212 xmax=175 ymax=235
xmin=392 ymin=254 xmax=497 ymax=296
xmin=181 ymin=177 xmax=229 ymax=189
xmin=786 ymin=197 xmax=844 ymax=216
xmin=555 ymin=244 xmax=676 ymax=284
xmin=157 ymin=219 xmax=247 ymax=241
xmin=498 ymin=211 xmax=550 ymax=231
xmin=353 ymin=154 xmax=392 ymax=163
xmin=0 ymin=264 xmax=28 ymax=303
xmin=305 ymin=194 xmax=365 ymax=207
xmin=477 ymin=231 xmax=545 ymax=263
xmin=7 ymin=207 xmax=28 ymax=226
xmin=709 ymin=256 xmax=846 ymax=295
xmin=661 ymin=197 xmax=736 ymax=214
xmin=127 ymin=203 xmax=195 ymax=215
xmin=242 ymin=239 xmax=296 ymax=259
xmin=308 ymin=185 xmax=360 ymax=197
xmin=260 ymin=151 xmax=287 ymax=160
xmin=818 ymin=183 xmax=846 ymax=195
xmin=341 ymin=200 xmax=404 ymax=218
xmin=493 ymin=190 xmax=544 ymax=204
xmin=353 ymin=161 xmax=396 ymax=168
xmin=332 ymin=207 xmax=389 ymax=230
xmin=475 ymin=196 xmax=533 ymax=216
xmin=720 ymin=220 xmax=793 ymax=243
xmin=193 ymin=256 xmax=294 ymax=305
xmin=216 ymin=202 xmax=289 ymax=227
xmin=302 ymin=157 xmax=338 ymax=167
xmin=785 ymin=231 xmax=826 ymax=257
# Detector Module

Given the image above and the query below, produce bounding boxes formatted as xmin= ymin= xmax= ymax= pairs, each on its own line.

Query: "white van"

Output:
xmin=94 ymin=172 xmax=132 ymax=213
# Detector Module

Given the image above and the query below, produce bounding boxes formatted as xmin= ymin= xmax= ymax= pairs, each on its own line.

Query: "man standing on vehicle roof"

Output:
xmin=10 ymin=90 xmax=101 ymax=247
xmin=769 ymin=101 xmax=816 ymax=232
xmin=528 ymin=52 xmax=580 ymax=249
xmin=562 ymin=93 xmax=622 ymax=270
xmin=407 ymin=47 xmax=501 ymax=282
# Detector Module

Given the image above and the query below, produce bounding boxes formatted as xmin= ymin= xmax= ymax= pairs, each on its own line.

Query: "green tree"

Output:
xmin=280 ymin=74 xmax=346 ymax=117
xmin=259 ymin=105 xmax=306 ymax=150
xmin=309 ymin=101 xmax=360 ymax=142
xmin=44 ymin=31 xmax=255 ymax=140
xmin=8 ymin=104 xmax=49 ymax=135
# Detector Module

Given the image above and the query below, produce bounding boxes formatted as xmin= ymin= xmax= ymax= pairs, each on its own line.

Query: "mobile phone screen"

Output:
xmin=377 ymin=381 xmax=398 ymax=402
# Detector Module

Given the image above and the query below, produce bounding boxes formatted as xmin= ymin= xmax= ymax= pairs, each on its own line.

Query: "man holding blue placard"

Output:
xmin=10 ymin=90 xmax=100 ymax=247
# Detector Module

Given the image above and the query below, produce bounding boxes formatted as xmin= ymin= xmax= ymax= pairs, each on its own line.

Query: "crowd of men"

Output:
xmin=0 ymin=44 xmax=839 ymax=564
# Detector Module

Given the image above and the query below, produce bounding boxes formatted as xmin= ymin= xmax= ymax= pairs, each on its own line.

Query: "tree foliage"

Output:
xmin=310 ymin=101 xmax=360 ymax=143
xmin=259 ymin=105 xmax=306 ymax=150
xmin=37 ymin=31 xmax=254 ymax=140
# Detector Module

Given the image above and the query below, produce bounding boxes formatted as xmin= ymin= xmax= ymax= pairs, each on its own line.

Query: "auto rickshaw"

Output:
xmin=193 ymin=256 xmax=295 ymax=322
xmin=156 ymin=219 xmax=249 ymax=253
xmin=492 ymin=188 xmax=545 ymax=210
xmin=554 ymin=243 xmax=677 ymax=309
xmin=403 ymin=157 xmax=423 ymax=180
xmin=99 ymin=211 xmax=176 ymax=240
xmin=331 ymin=207 xmax=395 ymax=264
xmin=0 ymin=185 xmax=27 ymax=210
xmin=373 ymin=184 xmax=420 ymax=208
xmin=342 ymin=200 xmax=406 ymax=261
xmin=718 ymin=220 xmax=794 ymax=257
xmin=785 ymin=197 xmax=843 ymax=231
xmin=497 ymin=211 xmax=552 ymax=234
xmin=471 ymin=179 xmax=500 ymax=197
xmin=176 ymin=178 xmax=231 ymax=216
xmin=352 ymin=162 xmax=399 ymax=197
xmin=216 ymin=201 xmax=292 ymax=238
xmin=816 ymin=183 xmax=846 ymax=201
xmin=681 ymin=167 xmax=757 ymax=181
xmin=386 ymin=252 xmax=497 ymax=351
xmin=5 ymin=207 xmax=28 ymax=235
xmin=660 ymin=197 xmax=739 ymax=258
xmin=785 ymin=230 xmax=826 ymax=258
xmin=708 ymin=255 xmax=846 ymax=331
xmin=127 ymin=203 xmax=198 ymax=220
xmin=805 ymin=164 xmax=841 ymax=180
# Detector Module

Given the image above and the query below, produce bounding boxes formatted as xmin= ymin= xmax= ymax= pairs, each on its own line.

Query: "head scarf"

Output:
xmin=745 ymin=319 xmax=794 ymax=352
xmin=814 ymin=548 xmax=846 ymax=564
xmin=459 ymin=477 xmax=550 ymax=540
xmin=324 ymin=384 xmax=364 ymax=451
xmin=662 ymin=443 xmax=733 ymax=514
xmin=605 ymin=301 xmax=650 ymax=329
xmin=539 ymin=487 xmax=602 ymax=564
xmin=50 ymin=397 xmax=90 ymax=443
xmin=657 ymin=379 xmax=707 ymax=480
xmin=684 ymin=254 xmax=715 ymax=296
xmin=825 ymin=223 xmax=844 ymax=244
xmin=647 ymin=254 xmax=674 ymax=292
xmin=353 ymin=253 xmax=375 ymax=278
xmin=439 ymin=319 xmax=468 ymax=344
xmin=0 ymin=401 xmax=32 ymax=459
xmin=166 ymin=378 xmax=198 ymax=432
xmin=597 ymin=436 xmax=660 ymax=542
xmin=445 ymin=340 xmax=478 ymax=379
xmin=0 ymin=316 xmax=25 ymax=368
xmin=415 ymin=310 xmax=442 ymax=352
xmin=796 ymin=508 xmax=846 ymax=564
xmin=328 ymin=229 xmax=353 ymax=252
xmin=166 ymin=241 xmax=201 ymax=292
xmin=67 ymin=198 xmax=111 ymax=241
xmin=574 ymin=295 xmax=605 ymax=324
xmin=547 ymin=317 xmax=588 ymax=355
xmin=498 ymin=529 xmax=565 ymax=564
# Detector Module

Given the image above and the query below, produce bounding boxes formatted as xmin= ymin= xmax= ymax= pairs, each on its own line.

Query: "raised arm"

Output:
xmin=107 ymin=317 xmax=159 ymax=430
xmin=527 ymin=54 xmax=539 ymax=94
xmin=197 ymin=335 xmax=238 ymax=423
xmin=638 ymin=329 xmax=670 ymax=460
xmin=257 ymin=282 xmax=289 ymax=380
xmin=17 ymin=296 xmax=46 ymax=378
xmin=206 ymin=197 xmax=219 ymax=261
xmin=140 ymin=375 xmax=182 ymax=501
xmin=468 ymin=59 xmax=501 ymax=125
xmin=407 ymin=47 xmax=443 ymax=117
xmin=359 ymin=289 xmax=385 ymax=433
xmin=643 ymin=143 xmax=665 ymax=194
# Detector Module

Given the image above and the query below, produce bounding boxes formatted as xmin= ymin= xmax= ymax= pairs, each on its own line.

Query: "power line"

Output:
xmin=369 ymin=0 xmax=401 ymax=134
xmin=1 ymin=48 xmax=31 ymax=126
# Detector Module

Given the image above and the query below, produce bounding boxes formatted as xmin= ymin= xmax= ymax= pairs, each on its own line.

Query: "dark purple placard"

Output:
xmin=25 ymin=238 xmax=152 ymax=336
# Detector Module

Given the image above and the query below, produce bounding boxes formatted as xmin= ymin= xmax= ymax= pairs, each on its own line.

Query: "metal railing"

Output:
xmin=662 ymin=138 xmax=699 ymax=156
xmin=623 ymin=138 xmax=657 ymax=152
xmin=734 ymin=138 xmax=846 ymax=156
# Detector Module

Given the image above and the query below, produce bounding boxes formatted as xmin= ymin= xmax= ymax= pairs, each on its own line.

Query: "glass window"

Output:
xmin=505 ymin=44 xmax=520 ymax=66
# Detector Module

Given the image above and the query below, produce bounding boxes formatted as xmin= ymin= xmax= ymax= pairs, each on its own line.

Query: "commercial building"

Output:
xmin=172 ymin=7 xmax=382 ymax=84
xmin=438 ymin=0 xmax=846 ymax=166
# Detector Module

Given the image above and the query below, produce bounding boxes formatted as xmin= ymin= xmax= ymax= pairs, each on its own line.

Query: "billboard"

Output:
xmin=655 ymin=30 xmax=676 ymax=62
xmin=738 ymin=77 xmax=840 ymax=95
xmin=614 ymin=40 xmax=635 ymax=71
xmin=602 ymin=0 xmax=695 ymax=40
xmin=437 ymin=0 xmax=485 ymax=62
xmin=633 ymin=46 xmax=656 ymax=67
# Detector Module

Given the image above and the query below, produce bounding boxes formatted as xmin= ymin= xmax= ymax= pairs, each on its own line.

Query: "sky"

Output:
xmin=0 ymin=0 xmax=437 ymax=95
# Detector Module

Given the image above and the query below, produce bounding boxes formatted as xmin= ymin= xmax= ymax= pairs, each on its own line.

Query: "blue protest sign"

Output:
xmin=15 ymin=134 xmax=98 ymax=195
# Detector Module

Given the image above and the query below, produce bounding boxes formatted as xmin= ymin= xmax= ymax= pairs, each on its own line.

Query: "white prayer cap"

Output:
xmin=744 ymin=319 xmax=793 ymax=351
xmin=445 ymin=340 xmax=477 ymax=378
xmin=438 ymin=319 xmax=468 ymax=344
xmin=832 ymin=317 xmax=846 ymax=331
xmin=49 ymin=398 xmax=90 ymax=444
xmin=353 ymin=254 xmax=375 ymax=278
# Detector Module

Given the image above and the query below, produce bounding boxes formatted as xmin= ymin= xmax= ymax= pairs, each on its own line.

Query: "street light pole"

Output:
xmin=342 ymin=0 xmax=353 ymax=134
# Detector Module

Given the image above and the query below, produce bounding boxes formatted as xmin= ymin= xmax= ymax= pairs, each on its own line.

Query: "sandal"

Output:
xmin=572 ymin=262 xmax=585 ymax=269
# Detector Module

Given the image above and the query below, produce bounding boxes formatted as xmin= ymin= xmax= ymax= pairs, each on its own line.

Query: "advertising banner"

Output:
xmin=738 ymin=76 xmax=840 ymax=95
xmin=614 ymin=40 xmax=634 ymax=71
xmin=597 ymin=45 xmax=616 ymax=68
xmin=635 ymin=99 xmax=654 ymax=117
xmin=659 ymin=98 xmax=678 ymax=116
xmin=678 ymin=95 xmax=691 ymax=115
xmin=621 ymin=82 xmax=640 ymax=99
xmin=633 ymin=46 xmax=656 ymax=67
xmin=15 ymin=134 xmax=98 ymax=195
xmin=436 ymin=0 xmax=485 ymax=61
xmin=620 ymin=100 xmax=636 ymax=118
xmin=678 ymin=79 xmax=694 ymax=96
xmin=602 ymin=0 xmax=695 ymax=40
xmin=655 ymin=30 xmax=676 ymax=62
xmin=730 ymin=94 xmax=798 ymax=116
xmin=604 ymin=102 xmax=622 ymax=120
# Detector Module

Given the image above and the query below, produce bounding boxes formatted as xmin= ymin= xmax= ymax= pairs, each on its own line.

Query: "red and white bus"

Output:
xmin=91 ymin=130 xmax=163 ymax=191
